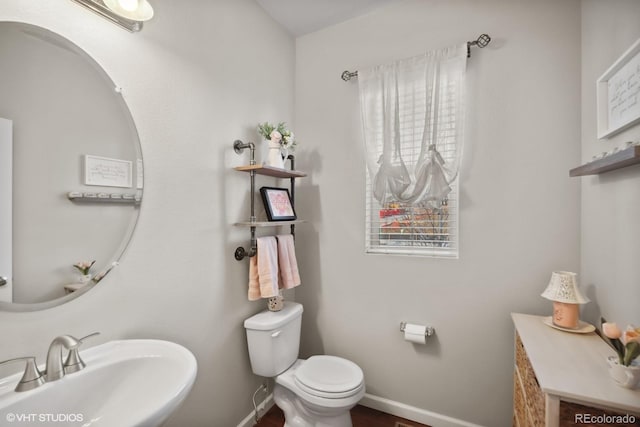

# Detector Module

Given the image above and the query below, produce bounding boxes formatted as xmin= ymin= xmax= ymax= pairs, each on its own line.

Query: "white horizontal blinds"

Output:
xmin=365 ymin=180 xmax=459 ymax=256
xmin=359 ymin=44 xmax=466 ymax=257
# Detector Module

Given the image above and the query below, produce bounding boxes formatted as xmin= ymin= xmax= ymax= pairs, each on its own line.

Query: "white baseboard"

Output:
xmin=237 ymin=393 xmax=274 ymax=427
xmin=237 ymin=392 xmax=482 ymax=427
xmin=360 ymin=393 xmax=484 ymax=427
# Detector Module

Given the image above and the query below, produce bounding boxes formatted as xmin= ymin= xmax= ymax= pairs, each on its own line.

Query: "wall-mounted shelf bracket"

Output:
xmin=235 ymin=240 xmax=256 ymax=260
xmin=233 ymin=140 xmax=256 ymax=165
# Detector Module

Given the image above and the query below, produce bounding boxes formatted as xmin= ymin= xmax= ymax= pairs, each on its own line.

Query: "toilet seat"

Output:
xmin=294 ymin=355 xmax=364 ymax=399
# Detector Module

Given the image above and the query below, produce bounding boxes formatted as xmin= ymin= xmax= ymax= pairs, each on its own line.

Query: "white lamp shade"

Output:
xmin=103 ymin=0 xmax=154 ymax=21
xmin=541 ymin=271 xmax=590 ymax=304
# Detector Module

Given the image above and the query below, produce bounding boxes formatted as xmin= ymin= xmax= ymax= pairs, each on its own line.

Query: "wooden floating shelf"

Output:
xmin=570 ymin=145 xmax=640 ymax=177
xmin=234 ymin=220 xmax=306 ymax=227
xmin=234 ymin=164 xmax=307 ymax=178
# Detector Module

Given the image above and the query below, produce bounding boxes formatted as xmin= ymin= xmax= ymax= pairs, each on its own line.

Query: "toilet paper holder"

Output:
xmin=400 ymin=322 xmax=435 ymax=337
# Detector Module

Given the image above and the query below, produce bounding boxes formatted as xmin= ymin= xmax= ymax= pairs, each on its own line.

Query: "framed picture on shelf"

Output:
xmin=260 ymin=186 xmax=296 ymax=221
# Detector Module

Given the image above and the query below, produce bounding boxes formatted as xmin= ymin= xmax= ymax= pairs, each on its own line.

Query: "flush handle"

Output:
xmin=0 ymin=277 xmax=7 ymax=287
xmin=271 ymin=330 xmax=282 ymax=338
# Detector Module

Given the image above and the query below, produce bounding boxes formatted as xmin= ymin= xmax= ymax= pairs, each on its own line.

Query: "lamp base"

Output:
xmin=552 ymin=301 xmax=579 ymax=329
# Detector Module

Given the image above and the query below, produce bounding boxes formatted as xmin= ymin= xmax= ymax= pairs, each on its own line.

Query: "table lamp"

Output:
xmin=541 ymin=271 xmax=590 ymax=329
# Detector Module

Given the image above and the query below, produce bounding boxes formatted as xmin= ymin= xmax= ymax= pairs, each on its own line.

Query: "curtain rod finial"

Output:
xmin=341 ymin=70 xmax=358 ymax=82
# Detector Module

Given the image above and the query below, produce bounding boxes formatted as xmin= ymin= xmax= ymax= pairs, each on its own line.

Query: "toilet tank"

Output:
xmin=244 ymin=302 xmax=303 ymax=377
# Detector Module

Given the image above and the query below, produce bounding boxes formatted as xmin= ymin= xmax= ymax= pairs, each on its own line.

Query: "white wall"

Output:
xmin=7 ymin=1 xmax=628 ymax=426
xmin=580 ymin=1 xmax=640 ymax=330
xmin=294 ymin=0 xmax=581 ymax=425
xmin=0 ymin=1 xmax=294 ymax=425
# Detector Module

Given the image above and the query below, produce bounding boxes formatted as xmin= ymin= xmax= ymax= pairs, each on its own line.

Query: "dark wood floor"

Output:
xmin=255 ymin=404 xmax=431 ymax=427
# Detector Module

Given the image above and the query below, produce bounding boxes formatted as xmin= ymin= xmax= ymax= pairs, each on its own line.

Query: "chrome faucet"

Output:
xmin=0 ymin=332 xmax=100 ymax=391
xmin=45 ymin=335 xmax=81 ymax=382
xmin=45 ymin=332 xmax=100 ymax=382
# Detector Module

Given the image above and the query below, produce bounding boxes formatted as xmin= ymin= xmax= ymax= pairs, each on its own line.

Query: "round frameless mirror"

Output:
xmin=0 ymin=22 xmax=143 ymax=311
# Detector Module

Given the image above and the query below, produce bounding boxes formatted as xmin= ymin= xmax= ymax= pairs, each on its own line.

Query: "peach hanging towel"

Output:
xmin=248 ymin=236 xmax=280 ymax=301
xmin=277 ymin=234 xmax=301 ymax=289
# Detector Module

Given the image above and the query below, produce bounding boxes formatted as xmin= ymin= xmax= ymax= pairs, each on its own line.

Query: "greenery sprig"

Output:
xmin=73 ymin=260 xmax=95 ymax=276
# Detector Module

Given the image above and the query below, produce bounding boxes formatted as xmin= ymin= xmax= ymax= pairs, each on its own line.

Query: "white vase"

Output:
xmin=265 ymin=140 xmax=284 ymax=169
xmin=607 ymin=355 xmax=640 ymax=389
xmin=78 ymin=274 xmax=92 ymax=285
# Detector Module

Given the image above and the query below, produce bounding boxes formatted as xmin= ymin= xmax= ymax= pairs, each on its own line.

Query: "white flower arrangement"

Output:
xmin=257 ymin=122 xmax=297 ymax=151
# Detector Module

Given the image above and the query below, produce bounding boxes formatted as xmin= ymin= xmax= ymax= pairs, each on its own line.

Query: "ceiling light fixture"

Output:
xmin=70 ymin=0 xmax=154 ymax=32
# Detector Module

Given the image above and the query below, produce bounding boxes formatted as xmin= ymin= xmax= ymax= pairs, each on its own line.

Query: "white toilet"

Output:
xmin=244 ymin=302 xmax=365 ymax=427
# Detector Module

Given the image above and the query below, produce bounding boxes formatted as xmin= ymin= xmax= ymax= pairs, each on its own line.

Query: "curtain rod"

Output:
xmin=340 ymin=33 xmax=491 ymax=82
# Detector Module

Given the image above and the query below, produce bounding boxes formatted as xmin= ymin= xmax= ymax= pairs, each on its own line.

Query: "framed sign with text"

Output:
xmin=84 ymin=155 xmax=133 ymax=188
xmin=597 ymin=37 xmax=640 ymax=139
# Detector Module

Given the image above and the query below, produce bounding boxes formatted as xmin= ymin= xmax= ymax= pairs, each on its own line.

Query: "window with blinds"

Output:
xmin=365 ymin=179 xmax=459 ymax=257
xmin=364 ymin=78 xmax=461 ymax=258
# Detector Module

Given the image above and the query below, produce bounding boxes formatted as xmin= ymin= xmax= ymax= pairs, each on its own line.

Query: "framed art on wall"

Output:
xmin=84 ymin=155 xmax=132 ymax=188
xmin=260 ymin=186 xmax=296 ymax=221
xmin=597 ymin=37 xmax=640 ymax=139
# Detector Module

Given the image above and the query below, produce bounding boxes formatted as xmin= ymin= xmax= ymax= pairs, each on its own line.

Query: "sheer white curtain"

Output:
xmin=358 ymin=44 xmax=467 ymax=208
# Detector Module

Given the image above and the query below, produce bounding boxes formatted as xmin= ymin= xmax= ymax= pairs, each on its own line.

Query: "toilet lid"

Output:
xmin=294 ymin=355 xmax=364 ymax=398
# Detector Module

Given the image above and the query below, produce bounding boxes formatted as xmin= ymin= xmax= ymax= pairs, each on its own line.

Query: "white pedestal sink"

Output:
xmin=0 ymin=340 xmax=197 ymax=426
